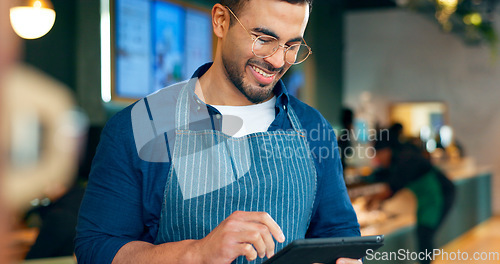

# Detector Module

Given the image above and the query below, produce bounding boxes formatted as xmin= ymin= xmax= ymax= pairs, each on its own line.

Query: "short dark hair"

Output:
xmin=220 ymin=0 xmax=313 ymax=22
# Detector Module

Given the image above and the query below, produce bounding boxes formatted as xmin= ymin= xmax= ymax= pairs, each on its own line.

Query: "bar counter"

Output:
xmin=348 ymin=158 xmax=493 ymax=263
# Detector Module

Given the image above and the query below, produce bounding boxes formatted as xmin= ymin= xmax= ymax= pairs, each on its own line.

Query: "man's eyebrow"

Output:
xmin=252 ymin=27 xmax=304 ymax=43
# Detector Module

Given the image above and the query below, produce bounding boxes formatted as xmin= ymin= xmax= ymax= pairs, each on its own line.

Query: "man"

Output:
xmin=75 ymin=0 xmax=361 ymax=263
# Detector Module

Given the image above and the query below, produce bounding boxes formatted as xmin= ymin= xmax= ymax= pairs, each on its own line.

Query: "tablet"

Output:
xmin=263 ymin=235 xmax=384 ymax=264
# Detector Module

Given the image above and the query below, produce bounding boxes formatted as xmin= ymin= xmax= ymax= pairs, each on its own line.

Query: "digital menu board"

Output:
xmin=114 ymin=0 xmax=213 ymax=99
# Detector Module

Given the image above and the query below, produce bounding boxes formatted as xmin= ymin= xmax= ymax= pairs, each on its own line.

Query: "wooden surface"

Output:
xmin=433 ymin=216 xmax=500 ymax=264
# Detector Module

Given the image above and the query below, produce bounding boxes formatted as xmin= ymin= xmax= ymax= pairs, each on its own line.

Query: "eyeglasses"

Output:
xmin=225 ymin=6 xmax=312 ymax=65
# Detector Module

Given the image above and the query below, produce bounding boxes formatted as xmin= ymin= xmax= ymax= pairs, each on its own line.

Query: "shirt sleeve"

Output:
xmin=75 ymin=110 xmax=146 ymax=264
xmin=305 ymin=117 xmax=361 ymax=238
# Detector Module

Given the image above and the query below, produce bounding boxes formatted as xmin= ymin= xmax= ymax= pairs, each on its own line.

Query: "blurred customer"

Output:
xmin=388 ymin=123 xmax=403 ymax=147
xmin=1 ymin=0 xmax=84 ymax=261
xmin=367 ymin=129 xmax=455 ymax=264
xmin=2 ymin=65 xmax=83 ymax=259
xmin=0 ymin=0 xmax=20 ymax=262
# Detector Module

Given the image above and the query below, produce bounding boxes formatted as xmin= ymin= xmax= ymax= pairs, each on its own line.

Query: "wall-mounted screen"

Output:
xmin=112 ymin=0 xmax=213 ymax=100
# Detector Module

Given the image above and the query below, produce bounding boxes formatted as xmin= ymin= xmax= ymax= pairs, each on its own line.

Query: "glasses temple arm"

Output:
xmin=225 ymin=6 xmax=255 ymax=40
xmin=302 ymin=38 xmax=312 ymax=54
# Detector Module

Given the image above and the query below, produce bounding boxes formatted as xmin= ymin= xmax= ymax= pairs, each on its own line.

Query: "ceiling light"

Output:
xmin=9 ymin=0 xmax=56 ymax=39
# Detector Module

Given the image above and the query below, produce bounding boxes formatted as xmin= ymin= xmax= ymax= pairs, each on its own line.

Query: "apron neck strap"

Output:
xmin=286 ymin=103 xmax=304 ymax=132
xmin=175 ymin=79 xmax=197 ymax=131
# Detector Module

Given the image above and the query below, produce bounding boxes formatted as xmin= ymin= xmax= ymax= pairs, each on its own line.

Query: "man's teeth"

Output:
xmin=252 ymin=66 xmax=274 ymax=78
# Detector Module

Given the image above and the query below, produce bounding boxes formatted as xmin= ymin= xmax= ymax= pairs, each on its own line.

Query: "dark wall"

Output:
xmin=76 ymin=0 xmax=105 ymax=124
xmin=22 ymin=0 xmax=77 ymax=91
xmin=307 ymin=1 xmax=344 ymax=125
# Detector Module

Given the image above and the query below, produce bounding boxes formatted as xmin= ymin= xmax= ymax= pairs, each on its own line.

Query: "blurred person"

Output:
xmin=75 ymin=1 xmax=362 ymax=264
xmin=366 ymin=129 xmax=455 ymax=264
xmin=387 ymin=123 xmax=403 ymax=147
xmin=1 ymin=64 xmax=80 ymax=208
xmin=0 ymin=0 xmax=20 ymax=262
xmin=1 ymin=0 xmax=83 ymax=261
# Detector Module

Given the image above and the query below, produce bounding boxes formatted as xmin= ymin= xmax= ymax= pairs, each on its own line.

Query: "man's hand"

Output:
xmin=336 ymin=258 xmax=363 ymax=264
xmin=191 ymin=211 xmax=285 ymax=264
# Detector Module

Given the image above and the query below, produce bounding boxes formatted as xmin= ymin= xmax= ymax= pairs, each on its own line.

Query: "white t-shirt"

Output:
xmin=211 ymin=96 xmax=276 ymax=137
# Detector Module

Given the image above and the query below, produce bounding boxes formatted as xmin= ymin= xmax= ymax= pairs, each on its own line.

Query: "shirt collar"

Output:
xmin=190 ymin=62 xmax=290 ymax=109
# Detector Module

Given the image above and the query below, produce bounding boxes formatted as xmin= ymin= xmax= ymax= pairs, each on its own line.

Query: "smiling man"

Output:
xmin=75 ymin=0 xmax=361 ymax=263
xmin=197 ymin=0 xmax=309 ymax=106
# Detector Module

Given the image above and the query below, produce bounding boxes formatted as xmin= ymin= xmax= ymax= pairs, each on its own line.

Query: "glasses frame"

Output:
xmin=225 ymin=6 xmax=312 ymax=65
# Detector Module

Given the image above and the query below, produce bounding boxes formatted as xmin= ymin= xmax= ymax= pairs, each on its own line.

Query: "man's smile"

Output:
xmin=247 ymin=62 xmax=280 ymax=86
xmin=251 ymin=65 xmax=275 ymax=78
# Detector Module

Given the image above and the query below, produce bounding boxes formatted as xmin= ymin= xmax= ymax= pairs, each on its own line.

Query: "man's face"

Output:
xmin=221 ymin=0 xmax=309 ymax=104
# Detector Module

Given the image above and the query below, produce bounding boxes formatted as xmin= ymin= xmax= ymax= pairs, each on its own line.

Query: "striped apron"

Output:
xmin=155 ymin=84 xmax=318 ymax=264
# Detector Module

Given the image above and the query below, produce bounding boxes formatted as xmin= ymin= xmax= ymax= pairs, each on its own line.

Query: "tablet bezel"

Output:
xmin=263 ymin=235 xmax=384 ymax=264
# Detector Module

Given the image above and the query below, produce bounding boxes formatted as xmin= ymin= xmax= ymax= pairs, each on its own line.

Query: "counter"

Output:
xmin=348 ymin=160 xmax=492 ymax=263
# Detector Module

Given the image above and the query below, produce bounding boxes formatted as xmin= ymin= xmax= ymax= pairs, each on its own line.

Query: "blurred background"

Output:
xmin=1 ymin=0 xmax=499 ymax=263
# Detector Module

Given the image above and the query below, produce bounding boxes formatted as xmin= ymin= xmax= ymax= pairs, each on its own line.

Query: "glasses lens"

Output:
xmin=253 ymin=35 xmax=278 ymax=58
xmin=285 ymin=44 xmax=310 ymax=64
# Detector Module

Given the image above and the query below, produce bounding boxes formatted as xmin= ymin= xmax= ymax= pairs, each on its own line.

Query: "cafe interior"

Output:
xmin=1 ymin=0 xmax=499 ymax=263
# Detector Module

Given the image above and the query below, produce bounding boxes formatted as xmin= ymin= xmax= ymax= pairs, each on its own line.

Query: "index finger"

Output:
xmin=241 ymin=212 xmax=285 ymax=243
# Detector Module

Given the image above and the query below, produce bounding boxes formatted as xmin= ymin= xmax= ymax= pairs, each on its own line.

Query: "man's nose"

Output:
xmin=264 ymin=47 xmax=286 ymax=69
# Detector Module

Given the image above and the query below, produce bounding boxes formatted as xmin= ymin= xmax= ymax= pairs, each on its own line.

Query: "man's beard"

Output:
xmin=222 ymin=54 xmax=283 ymax=104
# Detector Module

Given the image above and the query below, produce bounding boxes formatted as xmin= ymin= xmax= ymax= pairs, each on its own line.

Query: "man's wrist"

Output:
xmin=179 ymin=240 xmax=202 ymax=264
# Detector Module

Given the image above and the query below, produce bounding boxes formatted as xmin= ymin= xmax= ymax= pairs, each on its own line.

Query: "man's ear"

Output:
xmin=212 ymin=4 xmax=229 ymax=39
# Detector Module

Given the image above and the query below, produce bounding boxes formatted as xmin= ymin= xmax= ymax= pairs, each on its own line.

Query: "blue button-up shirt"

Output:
xmin=75 ymin=63 xmax=360 ymax=264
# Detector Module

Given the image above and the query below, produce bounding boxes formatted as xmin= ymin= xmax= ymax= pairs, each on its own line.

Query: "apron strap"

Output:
xmin=175 ymin=79 xmax=197 ymax=131
xmin=286 ymin=105 xmax=305 ymax=133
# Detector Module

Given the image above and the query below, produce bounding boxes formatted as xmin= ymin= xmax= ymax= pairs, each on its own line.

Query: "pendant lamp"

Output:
xmin=10 ymin=0 xmax=56 ymax=39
